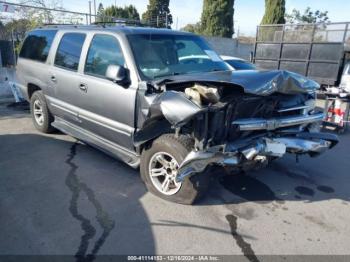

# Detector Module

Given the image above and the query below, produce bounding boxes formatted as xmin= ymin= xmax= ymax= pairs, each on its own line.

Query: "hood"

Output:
xmin=155 ymin=70 xmax=320 ymax=96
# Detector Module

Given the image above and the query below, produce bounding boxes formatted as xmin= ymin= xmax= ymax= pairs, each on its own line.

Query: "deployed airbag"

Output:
xmin=150 ymin=91 xmax=205 ymax=127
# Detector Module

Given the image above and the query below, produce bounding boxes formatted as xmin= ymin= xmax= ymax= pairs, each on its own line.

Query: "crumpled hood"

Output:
xmin=156 ymin=70 xmax=320 ymax=96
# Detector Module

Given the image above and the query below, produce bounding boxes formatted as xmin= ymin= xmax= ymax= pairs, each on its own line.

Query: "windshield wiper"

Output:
xmin=210 ymin=68 xmax=228 ymax=72
xmin=154 ymin=71 xmax=182 ymax=79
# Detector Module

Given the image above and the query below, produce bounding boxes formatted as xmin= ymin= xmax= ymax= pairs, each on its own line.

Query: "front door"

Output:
xmin=74 ymin=33 xmax=137 ymax=150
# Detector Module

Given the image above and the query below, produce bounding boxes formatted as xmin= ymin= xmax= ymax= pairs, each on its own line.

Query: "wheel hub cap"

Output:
xmin=149 ymin=152 xmax=182 ymax=196
xmin=33 ymin=100 xmax=44 ymax=126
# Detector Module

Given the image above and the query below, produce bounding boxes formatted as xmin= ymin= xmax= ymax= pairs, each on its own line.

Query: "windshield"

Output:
xmin=127 ymin=34 xmax=230 ymax=80
xmin=225 ymin=59 xmax=256 ymax=70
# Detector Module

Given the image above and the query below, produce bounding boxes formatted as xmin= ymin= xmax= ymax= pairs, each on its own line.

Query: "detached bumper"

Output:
xmin=176 ymin=132 xmax=338 ymax=182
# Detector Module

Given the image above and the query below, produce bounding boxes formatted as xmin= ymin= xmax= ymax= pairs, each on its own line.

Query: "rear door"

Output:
xmin=74 ymin=33 xmax=137 ymax=150
xmin=47 ymin=32 xmax=86 ymax=125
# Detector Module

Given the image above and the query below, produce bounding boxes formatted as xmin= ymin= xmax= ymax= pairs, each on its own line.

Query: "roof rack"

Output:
xmin=42 ymin=23 xmax=81 ymax=26
xmin=39 ymin=24 xmax=95 ymax=29
xmin=92 ymin=18 xmax=147 ymax=27
xmin=39 ymin=19 xmax=148 ymax=29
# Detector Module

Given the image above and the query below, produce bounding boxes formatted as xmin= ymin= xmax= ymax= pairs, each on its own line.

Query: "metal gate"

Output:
xmin=253 ymin=22 xmax=350 ymax=86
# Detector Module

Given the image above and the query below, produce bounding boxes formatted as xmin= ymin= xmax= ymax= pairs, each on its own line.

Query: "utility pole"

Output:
xmin=88 ymin=0 xmax=92 ymax=24
xmin=93 ymin=0 xmax=96 ymax=16
xmin=165 ymin=13 xmax=168 ymax=28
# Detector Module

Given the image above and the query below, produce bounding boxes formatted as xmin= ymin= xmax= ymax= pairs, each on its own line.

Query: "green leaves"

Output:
xmin=142 ymin=0 xmax=173 ymax=28
xmin=200 ymin=0 xmax=235 ymax=38
xmin=104 ymin=5 xmax=140 ymax=21
xmin=285 ymin=7 xmax=330 ymax=24
xmin=261 ymin=0 xmax=286 ymax=25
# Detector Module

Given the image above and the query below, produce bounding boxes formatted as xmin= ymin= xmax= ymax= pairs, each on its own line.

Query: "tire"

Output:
xmin=140 ymin=134 xmax=211 ymax=205
xmin=30 ymin=91 xmax=55 ymax=133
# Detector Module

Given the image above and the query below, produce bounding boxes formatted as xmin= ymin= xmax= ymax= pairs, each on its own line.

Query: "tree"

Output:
xmin=3 ymin=19 xmax=34 ymax=38
xmin=103 ymin=5 xmax=140 ymax=21
xmin=285 ymin=7 xmax=330 ymax=24
xmin=2 ymin=19 xmax=35 ymax=54
xmin=96 ymin=3 xmax=105 ymax=22
xmin=200 ymin=0 xmax=234 ymax=38
xmin=181 ymin=22 xmax=202 ymax=34
xmin=19 ymin=0 xmax=64 ymax=24
xmin=261 ymin=0 xmax=285 ymax=24
xmin=142 ymin=0 xmax=172 ymax=28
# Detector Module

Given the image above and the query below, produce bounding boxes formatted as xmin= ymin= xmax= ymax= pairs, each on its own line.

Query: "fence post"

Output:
xmin=165 ymin=13 xmax=168 ymax=28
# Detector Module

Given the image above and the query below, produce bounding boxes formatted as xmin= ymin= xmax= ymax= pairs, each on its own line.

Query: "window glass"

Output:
xmin=19 ymin=30 xmax=57 ymax=62
xmin=85 ymin=34 xmax=125 ymax=77
xmin=127 ymin=34 xmax=230 ymax=80
xmin=54 ymin=33 xmax=86 ymax=71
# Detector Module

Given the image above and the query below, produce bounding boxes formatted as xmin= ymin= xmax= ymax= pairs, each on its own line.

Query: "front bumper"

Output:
xmin=232 ymin=112 xmax=324 ymax=131
xmin=176 ymin=132 xmax=338 ymax=182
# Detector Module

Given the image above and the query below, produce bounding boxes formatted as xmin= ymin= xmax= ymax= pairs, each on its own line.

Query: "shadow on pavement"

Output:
xmin=1 ymin=130 xmax=349 ymax=257
xmin=0 ymin=134 xmax=155 ymax=257
xmin=0 ymin=102 xmax=30 ymax=120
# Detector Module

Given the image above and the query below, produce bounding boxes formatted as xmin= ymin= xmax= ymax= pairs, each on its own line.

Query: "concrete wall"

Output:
xmin=203 ymin=36 xmax=254 ymax=60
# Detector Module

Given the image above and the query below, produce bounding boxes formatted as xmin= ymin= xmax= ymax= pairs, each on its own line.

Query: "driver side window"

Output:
xmin=85 ymin=34 xmax=125 ymax=78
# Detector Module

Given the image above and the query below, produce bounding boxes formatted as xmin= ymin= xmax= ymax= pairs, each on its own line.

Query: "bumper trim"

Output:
xmin=232 ymin=113 xmax=324 ymax=131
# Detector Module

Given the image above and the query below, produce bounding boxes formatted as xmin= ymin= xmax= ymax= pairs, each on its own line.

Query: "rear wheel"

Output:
xmin=30 ymin=91 xmax=54 ymax=133
xmin=140 ymin=134 xmax=211 ymax=205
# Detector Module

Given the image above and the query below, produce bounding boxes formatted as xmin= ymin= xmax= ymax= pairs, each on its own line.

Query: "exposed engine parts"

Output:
xmin=134 ymin=70 xmax=338 ymax=181
xmin=185 ymin=84 xmax=221 ymax=106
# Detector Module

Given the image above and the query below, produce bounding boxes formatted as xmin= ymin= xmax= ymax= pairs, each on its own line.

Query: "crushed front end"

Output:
xmin=135 ymin=70 xmax=339 ymax=182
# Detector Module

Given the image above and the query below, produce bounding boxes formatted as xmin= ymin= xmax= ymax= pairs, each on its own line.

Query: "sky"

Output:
xmin=8 ymin=0 xmax=350 ymax=36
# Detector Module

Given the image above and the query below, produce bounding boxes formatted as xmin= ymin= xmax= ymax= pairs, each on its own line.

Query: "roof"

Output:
xmin=37 ymin=24 xmax=194 ymax=36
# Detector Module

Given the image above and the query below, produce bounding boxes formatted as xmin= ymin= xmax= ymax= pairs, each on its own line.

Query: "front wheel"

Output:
xmin=140 ymin=134 xmax=210 ymax=205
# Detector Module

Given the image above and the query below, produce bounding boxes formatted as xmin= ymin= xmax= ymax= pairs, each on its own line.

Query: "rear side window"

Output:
xmin=19 ymin=30 xmax=57 ymax=62
xmin=85 ymin=34 xmax=125 ymax=78
xmin=54 ymin=33 xmax=86 ymax=71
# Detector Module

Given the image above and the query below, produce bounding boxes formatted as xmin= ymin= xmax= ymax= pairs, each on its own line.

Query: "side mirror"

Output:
xmin=105 ymin=65 xmax=129 ymax=85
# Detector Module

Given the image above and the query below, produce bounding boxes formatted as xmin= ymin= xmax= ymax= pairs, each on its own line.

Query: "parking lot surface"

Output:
xmin=0 ymin=102 xmax=350 ymax=259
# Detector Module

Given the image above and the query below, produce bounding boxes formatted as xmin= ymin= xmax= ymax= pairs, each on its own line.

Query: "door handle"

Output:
xmin=51 ymin=75 xmax=57 ymax=83
xmin=79 ymin=83 xmax=88 ymax=92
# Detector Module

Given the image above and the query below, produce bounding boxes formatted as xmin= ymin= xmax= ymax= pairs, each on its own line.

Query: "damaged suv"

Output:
xmin=17 ymin=26 xmax=338 ymax=204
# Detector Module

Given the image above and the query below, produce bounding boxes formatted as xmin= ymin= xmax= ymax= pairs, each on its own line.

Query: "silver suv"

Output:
xmin=17 ymin=25 xmax=338 ymax=204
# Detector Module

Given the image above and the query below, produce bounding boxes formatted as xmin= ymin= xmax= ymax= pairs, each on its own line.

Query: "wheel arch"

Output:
xmin=27 ymin=83 xmax=42 ymax=99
